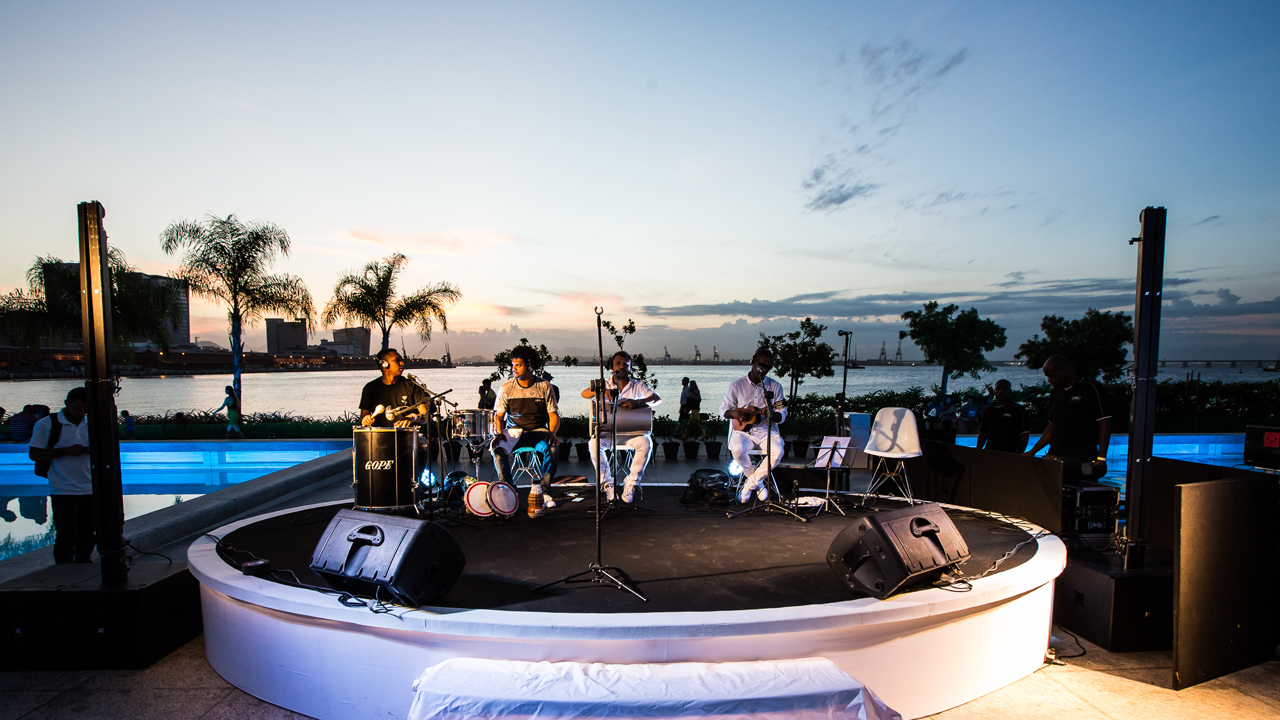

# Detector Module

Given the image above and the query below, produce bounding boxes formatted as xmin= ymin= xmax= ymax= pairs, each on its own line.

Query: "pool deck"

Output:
xmin=0 ymin=443 xmax=1276 ymax=719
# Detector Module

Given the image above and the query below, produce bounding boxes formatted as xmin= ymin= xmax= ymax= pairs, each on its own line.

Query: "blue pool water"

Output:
xmin=0 ymin=440 xmax=348 ymax=560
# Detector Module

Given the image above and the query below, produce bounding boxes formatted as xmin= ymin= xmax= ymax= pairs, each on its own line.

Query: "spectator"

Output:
xmin=216 ymin=386 xmax=243 ymax=439
xmin=29 ymin=387 xmax=94 ymax=564
xmin=1026 ymin=355 xmax=1111 ymax=484
xmin=9 ymin=405 xmax=38 ymax=443
xmin=478 ymin=378 xmax=496 ymax=410
xmin=976 ymin=379 xmax=1029 ymax=453
xmin=959 ymin=396 xmax=981 ymax=433
xmin=542 ymin=372 xmax=561 ymax=405
xmin=679 ymin=377 xmax=691 ymax=423
xmin=120 ymin=410 xmax=135 ymax=440
xmin=686 ymin=380 xmax=703 ymax=418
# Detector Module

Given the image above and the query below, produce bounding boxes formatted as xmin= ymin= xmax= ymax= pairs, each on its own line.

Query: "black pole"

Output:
xmin=77 ymin=201 xmax=128 ymax=584
xmin=1125 ymin=206 xmax=1166 ymax=569
xmin=837 ymin=330 xmax=851 ymax=436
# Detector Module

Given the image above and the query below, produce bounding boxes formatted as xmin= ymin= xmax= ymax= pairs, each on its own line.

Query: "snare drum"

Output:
xmin=450 ymin=409 xmax=495 ymax=442
xmin=352 ymin=427 xmax=422 ymax=512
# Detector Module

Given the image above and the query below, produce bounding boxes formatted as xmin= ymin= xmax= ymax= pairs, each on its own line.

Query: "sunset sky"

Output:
xmin=2 ymin=1 xmax=1277 ymax=361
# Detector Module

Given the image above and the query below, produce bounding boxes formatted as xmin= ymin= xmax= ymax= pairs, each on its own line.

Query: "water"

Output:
xmin=2 ymin=364 xmax=1270 ymax=421
xmin=0 ymin=440 xmax=347 ymax=561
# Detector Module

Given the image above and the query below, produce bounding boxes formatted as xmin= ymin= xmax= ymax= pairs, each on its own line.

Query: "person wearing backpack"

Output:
xmin=28 ymin=387 xmax=94 ymax=564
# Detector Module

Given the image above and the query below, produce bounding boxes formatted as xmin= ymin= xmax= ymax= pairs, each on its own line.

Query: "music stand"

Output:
xmin=805 ymin=436 xmax=852 ymax=517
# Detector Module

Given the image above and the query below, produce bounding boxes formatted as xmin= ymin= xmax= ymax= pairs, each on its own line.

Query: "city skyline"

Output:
xmin=2 ymin=2 xmax=1277 ymax=361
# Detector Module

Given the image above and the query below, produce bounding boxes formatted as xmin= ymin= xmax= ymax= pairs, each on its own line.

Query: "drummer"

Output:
xmin=491 ymin=345 xmax=560 ymax=509
xmin=358 ymin=348 xmax=429 ymax=427
xmin=580 ymin=351 xmax=660 ymax=503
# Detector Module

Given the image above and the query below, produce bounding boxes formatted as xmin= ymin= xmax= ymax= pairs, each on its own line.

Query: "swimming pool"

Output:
xmin=0 ymin=439 xmax=348 ymax=560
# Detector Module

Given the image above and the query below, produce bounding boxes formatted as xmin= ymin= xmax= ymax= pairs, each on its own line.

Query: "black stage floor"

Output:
xmin=216 ymin=487 xmax=1038 ymax=614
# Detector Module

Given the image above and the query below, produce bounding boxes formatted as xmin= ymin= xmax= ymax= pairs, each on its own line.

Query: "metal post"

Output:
xmin=1125 ymin=206 xmax=1166 ymax=568
xmin=77 ymin=201 xmax=128 ymax=584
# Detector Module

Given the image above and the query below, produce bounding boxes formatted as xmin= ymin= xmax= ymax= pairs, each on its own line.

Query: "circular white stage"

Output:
xmin=188 ymin=501 xmax=1066 ymax=719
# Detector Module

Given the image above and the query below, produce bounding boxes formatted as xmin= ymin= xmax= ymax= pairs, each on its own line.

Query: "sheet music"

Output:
xmin=813 ymin=436 xmax=851 ymax=468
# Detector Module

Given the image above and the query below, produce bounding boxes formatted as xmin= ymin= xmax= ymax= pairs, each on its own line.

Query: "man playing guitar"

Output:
xmin=580 ymin=351 xmax=661 ymax=503
xmin=719 ymin=347 xmax=788 ymax=503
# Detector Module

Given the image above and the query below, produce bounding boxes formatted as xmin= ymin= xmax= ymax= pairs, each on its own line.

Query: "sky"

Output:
xmin=1 ymin=1 xmax=1277 ymax=362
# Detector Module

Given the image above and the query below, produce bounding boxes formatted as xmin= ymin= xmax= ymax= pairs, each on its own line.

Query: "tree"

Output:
xmin=899 ymin=301 xmax=1007 ymax=397
xmin=1016 ymin=309 xmax=1134 ymax=382
xmin=559 ymin=355 xmax=579 ymax=367
xmin=0 ymin=249 xmax=181 ymax=358
xmin=489 ymin=338 xmax=553 ymax=381
xmin=758 ymin=317 xmax=837 ymax=403
xmin=161 ymin=214 xmax=315 ymax=409
xmin=601 ymin=318 xmax=657 ymax=390
xmin=321 ymin=253 xmax=461 ymax=353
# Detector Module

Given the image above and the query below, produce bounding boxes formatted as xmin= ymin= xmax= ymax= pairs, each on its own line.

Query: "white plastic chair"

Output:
xmin=861 ymin=407 xmax=922 ymax=504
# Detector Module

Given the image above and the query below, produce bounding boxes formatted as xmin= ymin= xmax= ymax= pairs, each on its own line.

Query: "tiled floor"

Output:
xmin=3 ymin=631 xmax=1276 ymax=719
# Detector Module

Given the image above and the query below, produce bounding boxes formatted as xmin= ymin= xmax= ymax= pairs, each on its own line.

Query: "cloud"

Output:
xmin=640 ymin=276 xmax=1221 ymax=322
xmin=802 ymin=39 xmax=969 ymax=212
xmin=344 ymin=228 xmax=519 ymax=255
xmin=1190 ymin=215 xmax=1222 ymax=227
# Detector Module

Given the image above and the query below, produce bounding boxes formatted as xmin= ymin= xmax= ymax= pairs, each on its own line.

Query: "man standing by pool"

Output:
xmin=720 ymin=347 xmax=788 ymax=503
xmin=1026 ymin=355 xmax=1110 ymax=484
xmin=977 ymin=379 xmax=1029 ymax=453
xmin=28 ymin=387 xmax=94 ymax=564
xmin=492 ymin=345 xmax=560 ymax=513
xmin=359 ymin=348 xmax=429 ymax=428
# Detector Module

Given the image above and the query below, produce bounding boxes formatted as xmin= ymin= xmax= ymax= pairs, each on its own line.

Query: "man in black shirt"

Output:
xmin=977 ymin=379 xmax=1029 ymax=453
xmin=1026 ymin=355 xmax=1111 ymax=482
xmin=358 ymin=349 xmax=429 ymax=428
xmin=492 ymin=345 xmax=560 ymax=513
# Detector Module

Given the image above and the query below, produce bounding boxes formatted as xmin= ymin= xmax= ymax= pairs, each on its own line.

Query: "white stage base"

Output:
xmin=189 ymin=502 xmax=1065 ymax=720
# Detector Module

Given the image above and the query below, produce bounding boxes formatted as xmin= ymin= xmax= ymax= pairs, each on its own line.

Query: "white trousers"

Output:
xmin=728 ymin=430 xmax=784 ymax=489
xmin=587 ymin=433 xmax=652 ymax=488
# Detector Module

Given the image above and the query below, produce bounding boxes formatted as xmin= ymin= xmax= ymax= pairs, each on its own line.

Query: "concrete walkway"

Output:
xmin=2 ymin=450 xmax=1277 ymax=719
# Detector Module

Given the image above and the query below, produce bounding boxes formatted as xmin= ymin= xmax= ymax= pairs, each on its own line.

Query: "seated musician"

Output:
xmin=492 ymin=345 xmax=560 ymax=509
xmin=358 ymin=348 xmax=428 ymax=427
xmin=580 ymin=351 xmax=661 ymax=503
xmin=720 ymin=347 xmax=787 ymax=503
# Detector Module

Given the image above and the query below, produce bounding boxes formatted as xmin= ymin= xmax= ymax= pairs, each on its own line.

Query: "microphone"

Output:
xmin=837 ymin=330 xmax=851 ymax=336
xmin=372 ymin=404 xmax=384 ymax=415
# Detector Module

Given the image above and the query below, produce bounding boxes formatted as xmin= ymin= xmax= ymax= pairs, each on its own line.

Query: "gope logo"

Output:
xmin=364 ymin=460 xmax=394 ymax=471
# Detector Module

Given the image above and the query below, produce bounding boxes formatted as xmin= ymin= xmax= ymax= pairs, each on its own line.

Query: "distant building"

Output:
xmin=331 ymin=326 xmax=371 ymax=355
xmin=42 ymin=263 xmax=189 ymax=349
xmin=266 ymin=318 xmax=309 ymax=353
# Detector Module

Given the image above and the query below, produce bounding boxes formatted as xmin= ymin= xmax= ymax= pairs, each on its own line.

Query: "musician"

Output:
xmin=358 ymin=348 xmax=429 ymax=428
xmin=719 ymin=347 xmax=788 ymax=503
xmin=492 ymin=345 xmax=560 ymax=508
xmin=580 ymin=351 xmax=661 ymax=503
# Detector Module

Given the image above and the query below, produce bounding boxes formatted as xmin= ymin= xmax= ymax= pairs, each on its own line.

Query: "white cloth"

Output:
xmin=588 ymin=434 xmax=652 ymax=488
xmin=29 ymin=411 xmax=91 ymax=495
xmin=408 ymin=656 xmax=900 ymax=720
xmin=599 ymin=375 xmax=660 ymax=407
xmin=728 ymin=430 xmax=784 ymax=487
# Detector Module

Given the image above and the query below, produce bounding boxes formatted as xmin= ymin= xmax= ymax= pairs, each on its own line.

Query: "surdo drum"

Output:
xmin=352 ymin=427 xmax=423 ymax=512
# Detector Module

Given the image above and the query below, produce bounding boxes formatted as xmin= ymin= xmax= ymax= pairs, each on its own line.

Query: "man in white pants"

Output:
xmin=581 ymin=351 xmax=660 ymax=503
xmin=720 ymin=347 xmax=788 ymax=503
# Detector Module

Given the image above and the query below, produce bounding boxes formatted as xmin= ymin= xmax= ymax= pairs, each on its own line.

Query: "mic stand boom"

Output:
xmin=534 ymin=308 xmax=646 ymax=601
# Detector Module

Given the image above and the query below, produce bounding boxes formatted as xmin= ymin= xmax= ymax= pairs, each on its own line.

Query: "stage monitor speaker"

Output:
xmin=310 ymin=509 xmax=465 ymax=606
xmin=827 ymin=502 xmax=970 ymax=600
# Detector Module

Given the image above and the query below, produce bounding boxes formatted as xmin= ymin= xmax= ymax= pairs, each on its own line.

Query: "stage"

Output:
xmin=188 ymin=487 xmax=1067 ymax=719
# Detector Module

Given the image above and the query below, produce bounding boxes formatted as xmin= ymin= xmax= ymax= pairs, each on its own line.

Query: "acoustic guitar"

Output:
xmin=731 ymin=400 xmax=786 ymax=433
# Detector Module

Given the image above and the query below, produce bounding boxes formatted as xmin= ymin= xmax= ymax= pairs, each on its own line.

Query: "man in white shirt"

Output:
xmin=719 ymin=348 xmax=788 ymax=503
xmin=581 ymin=351 xmax=661 ymax=503
xmin=28 ymin=387 xmax=94 ymax=564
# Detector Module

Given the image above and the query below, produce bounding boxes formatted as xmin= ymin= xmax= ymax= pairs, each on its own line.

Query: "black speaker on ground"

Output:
xmin=827 ymin=502 xmax=970 ymax=599
xmin=310 ymin=509 xmax=465 ymax=606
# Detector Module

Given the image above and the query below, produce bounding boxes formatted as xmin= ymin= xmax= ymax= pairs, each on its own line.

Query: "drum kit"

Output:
xmin=351 ymin=385 xmax=521 ymax=521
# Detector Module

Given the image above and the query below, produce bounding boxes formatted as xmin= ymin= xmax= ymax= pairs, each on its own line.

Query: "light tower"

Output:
xmin=893 ymin=340 xmax=903 ymax=363
xmin=878 ymin=342 xmax=888 ymax=363
xmin=712 ymin=346 xmax=719 ymax=362
xmin=694 ymin=345 xmax=701 ymax=362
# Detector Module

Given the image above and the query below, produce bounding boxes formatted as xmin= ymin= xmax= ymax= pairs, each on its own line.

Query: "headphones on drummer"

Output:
xmin=376 ymin=348 xmax=397 ymax=369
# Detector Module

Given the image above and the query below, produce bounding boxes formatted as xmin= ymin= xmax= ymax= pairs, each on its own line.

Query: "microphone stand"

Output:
xmin=534 ymin=308 xmax=646 ymax=601
xmin=727 ymin=380 xmax=807 ymax=523
xmin=836 ymin=331 xmax=851 ymax=437
xmin=405 ymin=374 xmax=457 ymax=519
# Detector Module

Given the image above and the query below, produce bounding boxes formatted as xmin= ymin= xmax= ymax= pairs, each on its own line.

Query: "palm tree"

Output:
xmin=0 ymin=249 xmax=181 ymax=358
xmin=322 ymin=253 xmax=461 ymax=353
xmin=161 ymin=214 xmax=315 ymax=407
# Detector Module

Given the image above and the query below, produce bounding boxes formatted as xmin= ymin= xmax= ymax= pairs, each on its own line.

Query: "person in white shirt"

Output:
xmin=28 ymin=387 xmax=94 ymax=564
xmin=581 ymin=351 xmax=661 ymax=503
xmin=719 ymin=347 xmax=788 ymax=503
